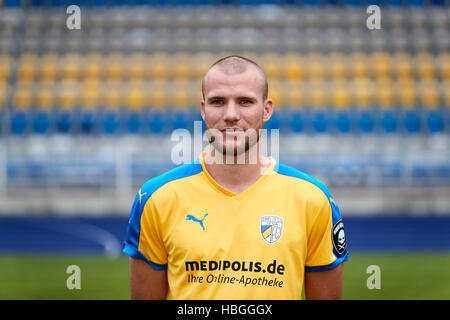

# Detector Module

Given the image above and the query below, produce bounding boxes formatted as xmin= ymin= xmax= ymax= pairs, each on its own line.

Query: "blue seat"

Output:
xmin=426 ymin=111 xmax=444 ymax=134
xmin=79 ymin=110 xmax=97 ymax=135
xmin=171 ymin=111 xmax=189 ymax=132
xmin=358 ymin=110 xmax=375 ymax=134
xmin=403 ymin=110 xmax=421 ymax=134
xmin=381 ymin=110 xmax=398 ymax=134
xmin=126 ymin=112 xmax=142 ymax=134
xmin=4 ymin=0 xmax=22 ymax=7
xmin=147 ymin=110 xmax=165 ymax=134
xmin=101 ymin=110 xmax=120 ymax=135
xmin=56 ymin=110 xmax=74 ymax=134
xmin=311 ymin=111 xmax=328 ymax=133
xmin=33 ymin=111 xmax=51 ymax=135
xmin=10 ymin=111 xmax=28 ymax=135
xmin=335 ymin=111 xmax=352 ymax=134
xmin=287 ymin=110 xmax=304 ymax=133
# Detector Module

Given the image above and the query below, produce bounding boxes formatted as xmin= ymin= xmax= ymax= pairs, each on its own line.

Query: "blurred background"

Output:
xmin=0 ymin=0 xmax=448 ymax=299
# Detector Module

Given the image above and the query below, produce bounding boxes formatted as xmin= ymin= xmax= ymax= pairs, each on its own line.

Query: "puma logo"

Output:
xmin=186 ymin=213 xmax=208 ymax=231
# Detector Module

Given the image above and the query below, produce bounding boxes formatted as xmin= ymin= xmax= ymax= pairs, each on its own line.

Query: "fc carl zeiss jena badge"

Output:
xmin=260 ymin=215 xmax=284 ymax=244
xmin=332 ymin=219 xmax=346 ymax=255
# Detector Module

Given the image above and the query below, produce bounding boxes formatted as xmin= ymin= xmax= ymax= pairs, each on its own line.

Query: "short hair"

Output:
xmin=201 ymin=55 xmax=269 ymax=100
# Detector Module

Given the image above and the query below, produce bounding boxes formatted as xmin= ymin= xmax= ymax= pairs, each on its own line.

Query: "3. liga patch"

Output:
xmin=332 ymin=219 xmax=346 ymax=255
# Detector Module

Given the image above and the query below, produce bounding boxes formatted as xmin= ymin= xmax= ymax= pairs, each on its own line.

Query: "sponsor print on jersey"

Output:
xmin=260 ymin=215 xmax=284 ymax=244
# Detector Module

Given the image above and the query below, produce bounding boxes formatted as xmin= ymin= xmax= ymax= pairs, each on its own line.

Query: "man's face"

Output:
xmin=201 ymin=67 xmax=273 ymax=158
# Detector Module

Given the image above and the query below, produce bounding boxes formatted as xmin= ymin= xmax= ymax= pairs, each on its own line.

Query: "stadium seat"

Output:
xmin=358 ymin=110 xmax=376 ymax=134
xmin=39 ymin=54 xmax=59 ymax=82
xmin=10 ymin=109 xmax=29 ymax=136
xmin=380 ymin=110 xmax=399 ymax=134
xmin=403 ymin=109 xmax=422 ymax=134
xmin=0 ymin=55 xmax=11 ymax=82
xmin=16 ymin=54 xmax=37 ymax=82
xmin=426 ymin=110 xmax=444 ymax=134
xmin=416 ymin=53 xmax=437 ymax=80
xmin=335 ymin=110 xmax=352 ymax=134
xmin=32 ymin=110 xmax=52 ymax=135
xmin=101 ymin=110 xmax=120 ymax=135
xmin=287 ymin=109 xmax=304 ymax=133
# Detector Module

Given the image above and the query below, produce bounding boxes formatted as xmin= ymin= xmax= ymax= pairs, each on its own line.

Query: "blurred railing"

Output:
xmin=0 ymin=132 xmax=449 ymax=216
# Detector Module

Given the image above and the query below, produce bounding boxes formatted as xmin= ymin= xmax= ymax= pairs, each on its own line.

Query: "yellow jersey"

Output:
xmin=123 ymin=152 xmax=349 ymax=300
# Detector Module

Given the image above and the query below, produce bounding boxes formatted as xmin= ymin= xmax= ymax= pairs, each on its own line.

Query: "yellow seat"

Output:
xmin=330 ymin=80 xmax=351 ymax=109
xmin=81 ymin=79 xmax=101 ymax=109
xmin=306 ymin=53 xmax=325 ymax=80
xmin=36 ymin=82 xmax=54 ymax=109
xmin=260 ymin=53 xmax=279 ymax=81
xmin=285 ymin=80 xmax=306 ymax=108
xmin=13 ymin=81 xmax=33 ymax=109
xmin=352 ymin=79 xmax=374 ymax=108
xmin=149 ymin=80 xmax=167 ymax=109
xmin=17 ymin=54 xmax=37 ymax=82
xmin=58 ymin=81 xmax=78 ymax=109
xmin=438 ymin=53 xmax=450 ymax=80
xmin=39 ymin=54 xmax=59 ymax=82
xmin=376 ymin=80 xmax=395 ymax=108
xmin=307 ymin=80 xmax=327 ymax=108
xmin=125 ymin=83 xmax=146 ymax=111
xmin=103 ymin=81 xmax=122 ymax=109
xmin=0 ymin=54 xmax=12 ymax=82
xmin=371 ymin=52 xmax=392 ymax=80
xmin=126 ymin=53 xmax=147 ymax=81
xmin=420 ymin=80 xmax=440 ymax=108
xmin=171 ymin=53 xmax=191 ymax=80
xmin=0 ymin=81 xmax=7 ymax=109
xmin=150 ymin=54 xmax=168 ymax=81
xmin=83 ymin=53 xmax=104 ymax=81
xmin=396 ymin=79 xmax=418 ymax=108
xmin=443 ymin=80 xmax=450 ymax=107
xmin=329 ymin=53 xmax=347 ymax=80
xmin=60 ymin=54 xmax=82 ymax=80
xmin=105 ymin=54 xmax=124 ymax=81
xmin=393 ymin=52 xmax=414 ymax=80
xmin=191 ymin=52 xmax=215 ymax=81
xmin=350 ymin=52 xmax=370 ymax=79
xmin=416 ymin=53 xmax=436 ymax=80
xmin=282 ymin=54 xmax=305 ymax=81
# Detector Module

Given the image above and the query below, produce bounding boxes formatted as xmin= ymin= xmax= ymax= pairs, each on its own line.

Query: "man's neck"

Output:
xmin=203 ymin=146 xmax=271 ymax=194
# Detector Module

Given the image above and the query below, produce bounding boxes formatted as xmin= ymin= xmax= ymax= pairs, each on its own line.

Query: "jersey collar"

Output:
xmin=198 ymin=152 xmax=276 ymax=199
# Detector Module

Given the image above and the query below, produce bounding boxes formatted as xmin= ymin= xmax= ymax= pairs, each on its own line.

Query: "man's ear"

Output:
xmin=201 ymin=100 xmax=205 ymax=121
xmin=263 ymin=99 xmax=273 ymax=123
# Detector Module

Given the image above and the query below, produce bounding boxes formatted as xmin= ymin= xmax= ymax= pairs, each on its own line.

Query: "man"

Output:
xmin=122 ymin=55 xmax=349 ymax=300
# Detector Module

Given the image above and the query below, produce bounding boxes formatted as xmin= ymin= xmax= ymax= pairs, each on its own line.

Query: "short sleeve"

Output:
xmin=305 ymin=194 xmax=349 ymax=272
xmin=122 ymin=189 xmax=168 ymax=270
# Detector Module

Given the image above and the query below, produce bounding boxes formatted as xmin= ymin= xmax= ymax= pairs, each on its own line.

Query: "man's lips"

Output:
xmin=221 ymin=128 xmax=244 ymax=135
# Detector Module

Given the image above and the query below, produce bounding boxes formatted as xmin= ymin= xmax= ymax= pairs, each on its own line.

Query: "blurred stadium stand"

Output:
xmin=0 ymin=0 xmax=448 ymax=216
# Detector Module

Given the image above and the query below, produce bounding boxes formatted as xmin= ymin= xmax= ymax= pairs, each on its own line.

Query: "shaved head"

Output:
xmin=202 ymin=55 xmax=268 ymax=100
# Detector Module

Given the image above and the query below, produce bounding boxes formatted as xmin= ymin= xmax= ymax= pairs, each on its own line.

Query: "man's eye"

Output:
xmin=210 ymin=100 xmax=223 ymax=105
xmin=240 ymin=99 xmax=253 ymax=104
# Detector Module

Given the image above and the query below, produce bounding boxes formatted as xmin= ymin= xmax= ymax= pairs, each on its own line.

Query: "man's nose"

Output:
xmin=223 ymin=101 xmax=240 ymax=121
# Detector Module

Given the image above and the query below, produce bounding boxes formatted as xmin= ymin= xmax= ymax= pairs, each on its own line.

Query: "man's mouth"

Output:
xmin=221 ymin=128 xmax=243 ymax=135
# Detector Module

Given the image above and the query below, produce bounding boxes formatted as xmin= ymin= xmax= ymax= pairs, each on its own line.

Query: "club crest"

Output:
xmin=332 ymin=219 xmax=346 ymax=255
xmin=260 ymin=215 xmax=284 ymax=244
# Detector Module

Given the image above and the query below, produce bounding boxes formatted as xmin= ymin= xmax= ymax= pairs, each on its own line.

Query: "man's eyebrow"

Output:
xmin=236 ymin=96 xmax=257 ymax=101
xmin=206 ymin=96 xmax=225 ymax=101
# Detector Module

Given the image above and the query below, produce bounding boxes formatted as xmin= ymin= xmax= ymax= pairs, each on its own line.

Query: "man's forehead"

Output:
xmin=203 ymin=67 xmax=265 ymax=98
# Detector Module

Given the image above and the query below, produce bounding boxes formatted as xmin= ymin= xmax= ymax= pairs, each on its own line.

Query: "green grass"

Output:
xmin=0 ymin=253 xmax=449 ymax=299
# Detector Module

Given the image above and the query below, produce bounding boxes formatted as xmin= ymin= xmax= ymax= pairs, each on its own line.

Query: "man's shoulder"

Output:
xmin=139 ymin=161 xmax=203 ymax=203
xmin=274 ymin=162 xmax=333 ymax=203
